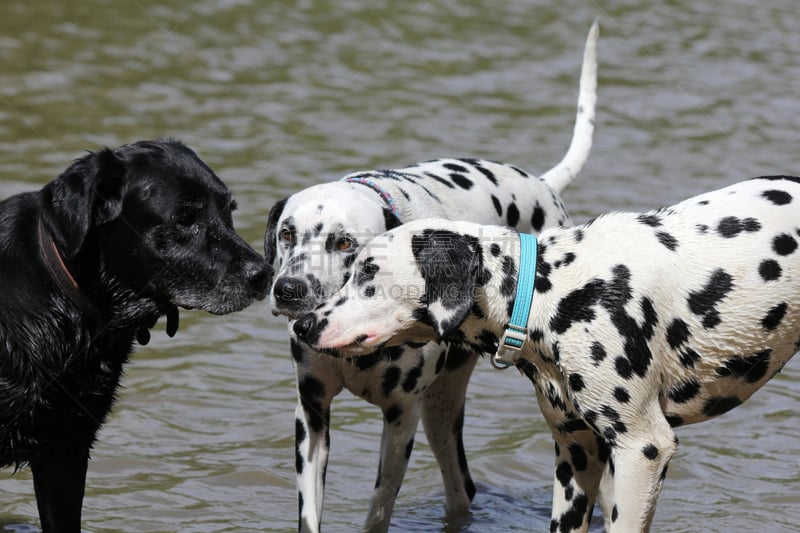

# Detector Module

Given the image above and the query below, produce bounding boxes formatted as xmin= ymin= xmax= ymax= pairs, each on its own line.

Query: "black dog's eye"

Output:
xmin=279 ymin=227 xmax=295 ymax=245
xmin=175 ymin=206 xmax=198 ymax=227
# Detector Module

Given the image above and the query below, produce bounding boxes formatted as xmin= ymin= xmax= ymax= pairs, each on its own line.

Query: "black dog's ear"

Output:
xmin=41 ymin=148 xmax=128 ymax=258
xmin=411 ymin=229 xmax=482 ymax=339
xmin=264 ymin=197 xmax=288 ymax=266
xmin=91 ymin=148 xmax=128 ymax=225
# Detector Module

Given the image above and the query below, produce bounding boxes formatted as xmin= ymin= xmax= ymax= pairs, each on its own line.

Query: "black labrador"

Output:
xmin=0 ymin=139 xmax=271 ymax=532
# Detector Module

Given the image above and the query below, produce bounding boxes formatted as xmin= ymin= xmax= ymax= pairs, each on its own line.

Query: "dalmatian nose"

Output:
xmin=293 ymin=313 xmax=318 ymax=342
xmin=274 ymin=276 xmax=309 ymax=304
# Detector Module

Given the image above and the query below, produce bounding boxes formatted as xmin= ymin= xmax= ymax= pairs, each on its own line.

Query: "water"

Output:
xmin=1 ymin=1 xmax=799 ymax=531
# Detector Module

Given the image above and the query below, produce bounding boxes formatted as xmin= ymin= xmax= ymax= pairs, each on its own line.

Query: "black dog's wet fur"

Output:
xmin=0 ymin=139 xmax=269 ymax=532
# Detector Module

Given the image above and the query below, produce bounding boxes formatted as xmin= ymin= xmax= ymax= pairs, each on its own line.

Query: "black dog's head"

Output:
xmin=40 ymin=139 xmax=270 ymax=317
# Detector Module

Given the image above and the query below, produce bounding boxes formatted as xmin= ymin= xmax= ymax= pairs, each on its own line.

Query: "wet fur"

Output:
xmin=0 ymin=139 xmax=269 ymax=532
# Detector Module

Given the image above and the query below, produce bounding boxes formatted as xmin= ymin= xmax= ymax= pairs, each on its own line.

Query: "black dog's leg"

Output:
xmin=30 ymin=450 xmax=89 ymax=533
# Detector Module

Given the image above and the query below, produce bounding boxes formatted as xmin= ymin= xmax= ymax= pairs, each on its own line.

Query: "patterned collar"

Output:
xmin=342 ymin=175 xmax=398 ymax=215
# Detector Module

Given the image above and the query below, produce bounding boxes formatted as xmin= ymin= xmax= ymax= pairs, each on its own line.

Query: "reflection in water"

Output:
xmin=1 ymin=1 xmax=799 ymax=532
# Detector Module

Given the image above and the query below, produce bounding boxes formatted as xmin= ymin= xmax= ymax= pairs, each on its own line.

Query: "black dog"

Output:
xmin=0 ymin=139 xmax=270 ymax=532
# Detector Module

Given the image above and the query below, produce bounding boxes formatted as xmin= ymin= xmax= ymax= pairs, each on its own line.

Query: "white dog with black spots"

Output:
xmin=265 ymin=21 xmax=599 ymax=533
xmin=294 ymin=176 xmax=800 ymax=532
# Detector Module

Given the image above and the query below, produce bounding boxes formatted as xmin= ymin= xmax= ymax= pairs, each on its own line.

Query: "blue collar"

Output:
xmin=342 ymin=175 xmax=398 ymax=215
xmin=492 ymin=232 xmax=537 ymax=369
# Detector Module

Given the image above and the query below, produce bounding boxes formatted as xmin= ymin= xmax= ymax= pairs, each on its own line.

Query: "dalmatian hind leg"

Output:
xmin=420 ymin=344 xmax=480 ymax=516
xmin=363 ymin=398 xmax=422 ymax=532
xmin=361 ymin=343 xmax=452 ymax=532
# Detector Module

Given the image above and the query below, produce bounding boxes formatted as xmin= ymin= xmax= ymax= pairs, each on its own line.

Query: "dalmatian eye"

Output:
xmin=337 ymin=236 xmax=355 ymax=251
xmin=279 ymin=227 xmax=295 ymax=245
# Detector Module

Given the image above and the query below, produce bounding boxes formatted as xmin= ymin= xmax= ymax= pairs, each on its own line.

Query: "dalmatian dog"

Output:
xmin=265 ymin=21 xmax=598 ymax=533
xmin=294 ymin=175 xmax=800 ymax=532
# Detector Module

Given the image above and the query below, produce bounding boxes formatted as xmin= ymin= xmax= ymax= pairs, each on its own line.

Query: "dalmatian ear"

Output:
xmin=382 ymin=207 xmax=402 ymax=230
xmin=411 ymin=229 xmax=483 ymax=340
xmin=264 ymin=197 xmax=288 ymax=268
xmin=41 ymin=148 xmax=128 ymax=258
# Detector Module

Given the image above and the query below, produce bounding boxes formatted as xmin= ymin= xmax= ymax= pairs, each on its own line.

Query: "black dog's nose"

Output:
xmin=245 ymin=259 xmax=272 ymax=299
xmin=293 ymin=313 xmax=317 ymax=341
xmin=274 ymin=277 xmax=309 ymax=304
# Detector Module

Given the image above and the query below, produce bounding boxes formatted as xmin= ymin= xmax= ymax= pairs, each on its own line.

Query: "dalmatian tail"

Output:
xmin=539 ymin=19 xmax=599 ymax=194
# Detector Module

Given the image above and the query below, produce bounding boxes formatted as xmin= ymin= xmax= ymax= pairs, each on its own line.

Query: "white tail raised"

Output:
xmin=539 ymin=18 xmax=599 ymax=194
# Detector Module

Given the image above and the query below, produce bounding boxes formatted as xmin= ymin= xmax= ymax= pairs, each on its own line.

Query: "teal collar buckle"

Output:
xmin=492 ymin=232 xmax=538 ymax=369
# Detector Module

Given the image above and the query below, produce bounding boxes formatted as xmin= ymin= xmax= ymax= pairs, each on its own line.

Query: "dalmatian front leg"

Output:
xmin=291 ymin=336 xmax=344 ymax=533
xmin=527 ymin=372 xmax=608 ymax=533
xmin=604 ymin=409 xmax=677 ymax=533
xmin=419 ymin=345 xmax=479 ymax=514
xmin=547 ymin=430 xmax=607 ymax=533
xmin=363 ymin=398 xmax=422 ymax=533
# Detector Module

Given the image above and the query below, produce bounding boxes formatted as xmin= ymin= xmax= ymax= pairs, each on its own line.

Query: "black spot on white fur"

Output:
xmin=532 ymin=203 xmax=546 ymax=232
xmin=506 ymin=203 xmax=520 ymax=227
xmin=716 ymin=216 xmax=761 ymax=238
xmin=491 ymin=195 xmax=502 ymax=217
xmin=451 ymin=174 xmax=473 ymax=190
xmin=687 ymin=269 xmax=733 ymax=329
xmin=773 ymin=233 xmax=798 ymax=256
xmin=759 ymin=259 xmax=782 ymax=281
xmin=761 ymin=189 xmax=792 ymax=205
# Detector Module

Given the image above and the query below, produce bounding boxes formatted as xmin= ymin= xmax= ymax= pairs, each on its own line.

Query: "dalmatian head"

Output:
xmin=264 ymin=181 xmax=402 ymax=319
xmin=293 ymin=219 xmax=518 ymax=356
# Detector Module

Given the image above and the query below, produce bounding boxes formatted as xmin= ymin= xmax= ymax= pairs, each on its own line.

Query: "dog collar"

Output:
xmin=492 ymin=232 xmax=537 ymax=369
xmin=342 ymin=175 xmax=398 ymax=215
xmin=38 ymin=218 xmax=101 ymax=321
